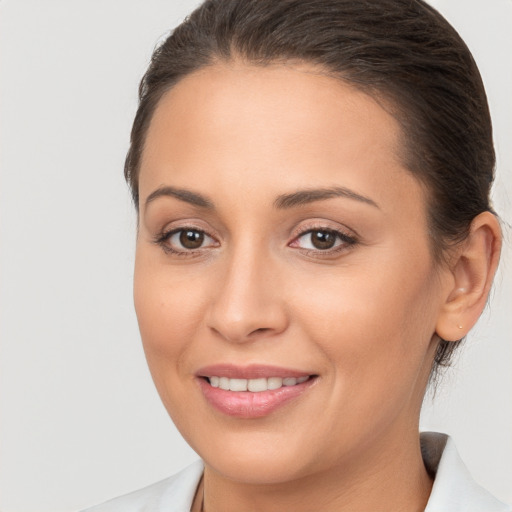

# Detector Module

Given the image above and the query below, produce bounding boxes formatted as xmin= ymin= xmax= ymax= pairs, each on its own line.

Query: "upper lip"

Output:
xmin=196 ymin=363 xmax=314 ymax=379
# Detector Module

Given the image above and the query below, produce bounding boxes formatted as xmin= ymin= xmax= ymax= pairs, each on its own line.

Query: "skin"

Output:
xmin=133 ymin=62 xmax=501 ymax=512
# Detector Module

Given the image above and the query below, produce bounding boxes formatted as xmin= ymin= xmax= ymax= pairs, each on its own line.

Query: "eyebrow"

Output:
xmin=144 ymin=186 xmax=214 ymax=211
xmin=144 ymin=184 xmax=379 ymax=212
xmin=274 ymin=186 xmax=379 ymax=209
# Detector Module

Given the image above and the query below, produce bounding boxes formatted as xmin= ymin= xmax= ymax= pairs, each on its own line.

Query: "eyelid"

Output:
xmin=289 ymin=219 xmax=358 ymax=241
xmin=290 ymin=228 xmax=356 ymax=246
xmin=288 ymin=220 xmax=359 ymax=254
xmin=155 ymin=218 xmax=219 ymax=241
xmin=168 ymin=228 xmax=217 ymax=245
xmin=153 ymin=223 xmax=220 ymax=256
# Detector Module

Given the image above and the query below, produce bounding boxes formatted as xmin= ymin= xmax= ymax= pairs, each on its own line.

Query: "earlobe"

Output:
xmin=435 ymin=211 xmax=501 ymax=342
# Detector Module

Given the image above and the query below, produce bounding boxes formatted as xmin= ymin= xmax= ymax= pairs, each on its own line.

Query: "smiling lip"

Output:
xmin=196 ymin=364 xmax=317 ymax=418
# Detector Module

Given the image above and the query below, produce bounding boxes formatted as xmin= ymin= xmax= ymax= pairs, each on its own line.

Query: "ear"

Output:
xmin=436 ymin=211 xmax=502 ymax=342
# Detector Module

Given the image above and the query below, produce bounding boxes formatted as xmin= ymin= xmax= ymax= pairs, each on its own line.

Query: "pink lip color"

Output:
xmin=196 ymin=363 xmax=311 ymax=379
xmin=196 ymin=364 xmax=316 ymax=419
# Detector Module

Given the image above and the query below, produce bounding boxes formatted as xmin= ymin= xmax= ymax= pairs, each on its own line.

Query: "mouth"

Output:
xmin=196 ymin=365 xmax=318 ymax=418
xmin=205 ymin=375 xmax=311 ymax=392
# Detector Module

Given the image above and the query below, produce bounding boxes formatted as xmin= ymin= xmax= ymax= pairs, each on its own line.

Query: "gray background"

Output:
xmin=0 ymin=0 xmax=510 ymax=510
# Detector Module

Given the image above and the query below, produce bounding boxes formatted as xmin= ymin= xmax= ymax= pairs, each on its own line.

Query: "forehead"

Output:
xmin=139 ymin=61 xmax=424 ymax=218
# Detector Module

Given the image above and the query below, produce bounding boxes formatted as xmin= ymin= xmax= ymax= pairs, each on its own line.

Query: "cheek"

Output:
xmin=287 ymin=261 xmax=439 ymax=451
xmin=133 ymin=250 xmax=208 ymax=375
xmin=133 ymin=253 xmax=214 ymax=437
xmin=292 ymin=254 xmax=438 ymax=394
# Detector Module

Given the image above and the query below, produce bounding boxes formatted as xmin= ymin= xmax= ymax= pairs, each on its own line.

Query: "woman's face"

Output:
xmin=134 ymin=62 xmax=446 ymax=483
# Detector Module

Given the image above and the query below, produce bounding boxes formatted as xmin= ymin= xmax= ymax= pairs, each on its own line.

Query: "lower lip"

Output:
xmin=198 ymin=378 xmax=315 ymax=418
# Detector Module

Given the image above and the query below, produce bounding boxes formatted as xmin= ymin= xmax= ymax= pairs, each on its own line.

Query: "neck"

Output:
xmin=201 ymin=427 xmax=433 ymax=512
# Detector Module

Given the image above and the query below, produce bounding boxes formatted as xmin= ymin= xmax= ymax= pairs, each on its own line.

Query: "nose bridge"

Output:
xmin=206 ymin=237 xmax=287 ymax=343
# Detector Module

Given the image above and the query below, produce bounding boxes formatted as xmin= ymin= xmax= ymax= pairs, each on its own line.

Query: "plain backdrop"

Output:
xmin=0 ymin=0 xmax=510 ymax=510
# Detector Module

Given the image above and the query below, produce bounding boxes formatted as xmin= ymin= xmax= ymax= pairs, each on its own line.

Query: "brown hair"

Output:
xmin=125 ymin=0 xmax=496 ymax=374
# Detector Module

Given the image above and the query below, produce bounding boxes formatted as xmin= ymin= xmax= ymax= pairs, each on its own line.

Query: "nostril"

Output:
xmin=250 ymin=327 xmax=271 ymax=335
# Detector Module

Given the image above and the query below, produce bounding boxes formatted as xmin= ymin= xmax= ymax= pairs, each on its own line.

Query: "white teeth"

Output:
xmin=248 ymin=378 xmax=267 ymax=392
xmin=267 ymin=377 xmax=283 ymax=390
xmin=207 ymin=375 xmax=310 ymax=392
xmin=229 ymin=378 xmax=248 ymax=392
xmin=219 ymin=377 xmax=230 ymax=390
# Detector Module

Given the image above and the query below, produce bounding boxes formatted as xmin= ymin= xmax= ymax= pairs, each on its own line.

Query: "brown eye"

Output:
xmin=179 ymin=229 xmax=205 ymax=249
xmin=291 ymin=227 xmax=357 ymax=253
xmin=310 ymin=230 xmax=337 ymax=249
xmin=157 ymin=227 xmax=218 ymax=255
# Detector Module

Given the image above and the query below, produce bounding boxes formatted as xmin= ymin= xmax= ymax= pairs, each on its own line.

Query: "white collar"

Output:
xmin=422 ymin=431 xmax=509 ymax=511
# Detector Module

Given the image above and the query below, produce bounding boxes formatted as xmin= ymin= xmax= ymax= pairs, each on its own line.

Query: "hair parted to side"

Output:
xmin=125 ymin=0 xmax=496 ymax=376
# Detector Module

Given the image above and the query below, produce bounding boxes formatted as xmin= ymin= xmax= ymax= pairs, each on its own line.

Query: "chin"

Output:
xmin=184 ymin=424 xmax=322 ymax=485
xmin=206 ymin=450 xmax=312 ymax=485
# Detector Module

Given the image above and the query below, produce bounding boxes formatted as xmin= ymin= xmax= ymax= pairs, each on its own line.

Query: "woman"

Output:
xmin=84 ymin=0 xmax=509 ymax=510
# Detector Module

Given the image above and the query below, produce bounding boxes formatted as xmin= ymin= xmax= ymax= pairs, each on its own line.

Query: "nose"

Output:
xmin=205 ymin=246 xmax=289 ymax=344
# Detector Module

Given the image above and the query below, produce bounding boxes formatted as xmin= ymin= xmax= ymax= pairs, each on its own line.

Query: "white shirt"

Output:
xmin=82 ymin=432 xmax=510 ymax=512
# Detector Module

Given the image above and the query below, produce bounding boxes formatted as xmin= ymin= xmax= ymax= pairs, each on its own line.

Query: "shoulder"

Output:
xmin=81 ymin=460 xmax=204 ymax=512
xmin=422 ymin=432 xmax=511 ymax=512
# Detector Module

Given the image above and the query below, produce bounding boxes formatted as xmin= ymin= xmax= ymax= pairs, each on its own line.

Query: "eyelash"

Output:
xmin=153 ymin=227 xmax=218 ymax=257
xmin=153 ymin=225 xmax=358 ymax=258
xmin=290 ymin=227 xmax=358 ymax=256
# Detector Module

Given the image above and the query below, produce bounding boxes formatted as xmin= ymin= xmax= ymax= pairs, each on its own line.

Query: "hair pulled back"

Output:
xmin=125 ymin=0 xmax=496 ymax=374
